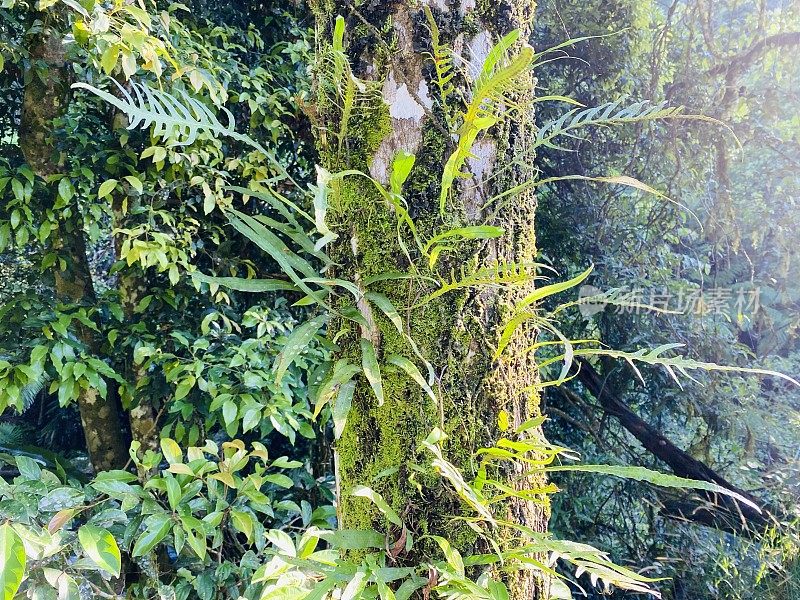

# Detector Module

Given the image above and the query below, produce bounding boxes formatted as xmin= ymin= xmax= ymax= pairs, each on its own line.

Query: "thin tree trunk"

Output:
xmin=20 ymin=22 xmax=129 ymax=472
xmin=112 ymin=194 xmax=161 ymax=458
xmin=576 ymin=358 xmax=771 ymax=529
xmin=312 ymin=2 xmax=547 ymax=598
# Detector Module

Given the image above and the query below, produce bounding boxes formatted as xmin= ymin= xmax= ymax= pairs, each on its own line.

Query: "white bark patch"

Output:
xmin=424 ymin=0 xmax=449 ymax=11
xmin=385 ymin=72 xmax=425 ymax=120
xmin=417 ymin=79 xmax=434 ymax=111
xmin=467 ymin=30 xmax=493 ymax=81
xmin=463 ymin=138 xmax=497 ymax=220
xmin=467 ymin=138 xmax=496 ymax=182
xmin=370 ymin=70 xmax=431 ymax=183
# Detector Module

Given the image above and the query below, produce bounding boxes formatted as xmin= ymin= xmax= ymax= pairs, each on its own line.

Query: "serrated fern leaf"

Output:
xmin=317 ymin=16 xmax=380 ymax=154
xmin=534 ymin=98 xmax=684 ymax=150
xmin=73 ymin=80 xmax=290 ymax=181
xmin=571 ymin=346 xmax=800 ymax=389
xmin=419 ymin=262 xmax=542 ymax=306
xmin=423 ymin=6 xmax=456 ymax=128
xmin=440 ymin=36 xmax=534 ymax=213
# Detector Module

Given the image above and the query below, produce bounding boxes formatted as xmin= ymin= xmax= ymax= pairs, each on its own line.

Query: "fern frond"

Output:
xmin=317 ymin=16 xmax=381 ymax=154
xmin=569 ymin=345 xmax=800 ymax=389
xmin=534 ymin=98 xmax=683 ymax=150
xmin=419 ymin=261 xmax=542 ymax=306
xmin=73 ymin=80 xmax=291 ymax=181
xmin=0 ymin=422 xmax=33 ymax=447
xmin=439 ymin=34 xmax=534 ymax=213
xmin=20 ymin=374 xmax=48 ymax=411
xmin=423 ymin=6 xmax=456 ymax=128
xmin=75 ymin=79 xmax=235 ymax=146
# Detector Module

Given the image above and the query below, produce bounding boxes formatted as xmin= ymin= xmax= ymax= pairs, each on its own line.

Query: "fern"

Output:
xmin=72 ymin=80 xmax=290 ymax=181
xmin=418 ymin=261 xmax=543 ymax=306
xmin=566 ymin=345 xmax=800 ymax=389
xmin=440 ymin=32 xmax=534 ymax=213
xmin=0 ymin=422 xmax=32 ymax=447
xmin=316 ymin=16 xmax=380 ymax=155
xmin=534 ymin=98 xmax=683 ymax=150
xmin=423 ymin=6 xmax=456 ymax=129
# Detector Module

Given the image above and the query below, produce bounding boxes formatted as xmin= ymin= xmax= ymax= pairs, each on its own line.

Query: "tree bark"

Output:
xmin=112 ymin=193 xmax=161 ymax=458
xmin=312 ymin=2 xmax=547 ymax=598
xmin=19 ymin=21 xmax=129 ymax=473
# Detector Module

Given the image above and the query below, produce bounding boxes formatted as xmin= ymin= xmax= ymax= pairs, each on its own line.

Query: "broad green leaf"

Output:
xmin=182 ymin=522 xmax=207 ymax=560
xmin=203 ymin=191 xmax=215 ymax=214
xmin=165 ymin=475 xmax=182 ymax=510
xmin=365 ymin=292 xmax=404 ymax=335
xmin=360 ymin=338 xmax=384 ymax=406
xmin=100 ymin=44 xmax=119 ymax=75
xmin=222 ymin=400 xmax=238 ymax=427
xmin=266 ymin=529 xmax=296 ymax=556
xmin=264 ymin=473 xmax=294 ymax=488
xmin=315 ymin=360 xmax=360 ymax=418
xmin=429 ymin=535 xmax=465 ymax=576
xmin=0 ymin=523 xmax=25 ymax=600
xmin=160 ymin=438 xmax=182 ymax=464
xmin=132 ymin=514 xmax=172 ymax=557
xmin=78 ymin=525 xmax=121 ymax=577
xmin=230 ymin=509 xmax=254 ymax=541
xmin=312 ymin=165 xmax=337 ymax=250
xmin=123 ymin=175 xmax=143 ymax=193
xmin=193 ymin=272 xmax=298 ymax=293
xmin=333 ymin=380 xmax=355 ymax=440
xmin=58 ymin=177 xmax=74 ymax=202
xmin=97 ymin=178 xmax=118 ymax=200
xmin=274 ymin=315 xmax=328 ymax=384
xmin=390 ymin=150 xmax=416 ymax=195
xmin=351 ymin=485 xmax=403 ymax=526
xmin=516 ymin=415 xmax=546 ymax=434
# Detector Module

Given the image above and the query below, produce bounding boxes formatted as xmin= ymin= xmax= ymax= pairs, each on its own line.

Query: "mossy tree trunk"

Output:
xmin=19 ymin=18 xmax=129 ymax=473
xmin=312 ymin=2 xmax=548 ymax=598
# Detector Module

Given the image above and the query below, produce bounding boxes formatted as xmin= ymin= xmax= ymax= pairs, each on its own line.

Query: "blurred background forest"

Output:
xmin=0 ymin=0 xmax=798 ymax=598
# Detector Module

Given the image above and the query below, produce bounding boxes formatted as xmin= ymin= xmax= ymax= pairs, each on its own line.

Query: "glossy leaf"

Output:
xmin=78 ymin=525 xmax=121 ymax=577
xmin=0 ymin=523 xmax=25 ymax=600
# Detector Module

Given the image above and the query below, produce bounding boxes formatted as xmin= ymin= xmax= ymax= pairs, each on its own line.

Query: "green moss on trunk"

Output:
xmin=312 ymin=1 xmax=548 ymax=597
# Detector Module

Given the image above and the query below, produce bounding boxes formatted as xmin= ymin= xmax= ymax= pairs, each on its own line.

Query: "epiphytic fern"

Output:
xmin=440 ymin=31 xmax=534 ymax=213
xmin=418 ymin=261 xmax=544 ymax=306
xmin=534 ymin=98 xmax=684 ymax=150
xmin=316 ymin=16 xmax=381 ymax=155
xmin=423 ymin=6 xmax=456 ymax=129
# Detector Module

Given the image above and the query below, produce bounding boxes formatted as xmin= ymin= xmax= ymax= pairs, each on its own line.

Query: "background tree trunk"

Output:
xmin=312 ymin=2 xmax=548 ymax=598
xmin=20 ymin=20 xmax=129 ymax=472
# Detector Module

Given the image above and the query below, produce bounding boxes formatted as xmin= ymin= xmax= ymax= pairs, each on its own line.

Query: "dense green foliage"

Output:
xmin=533 ymin=0 xmax=800 ymax=597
